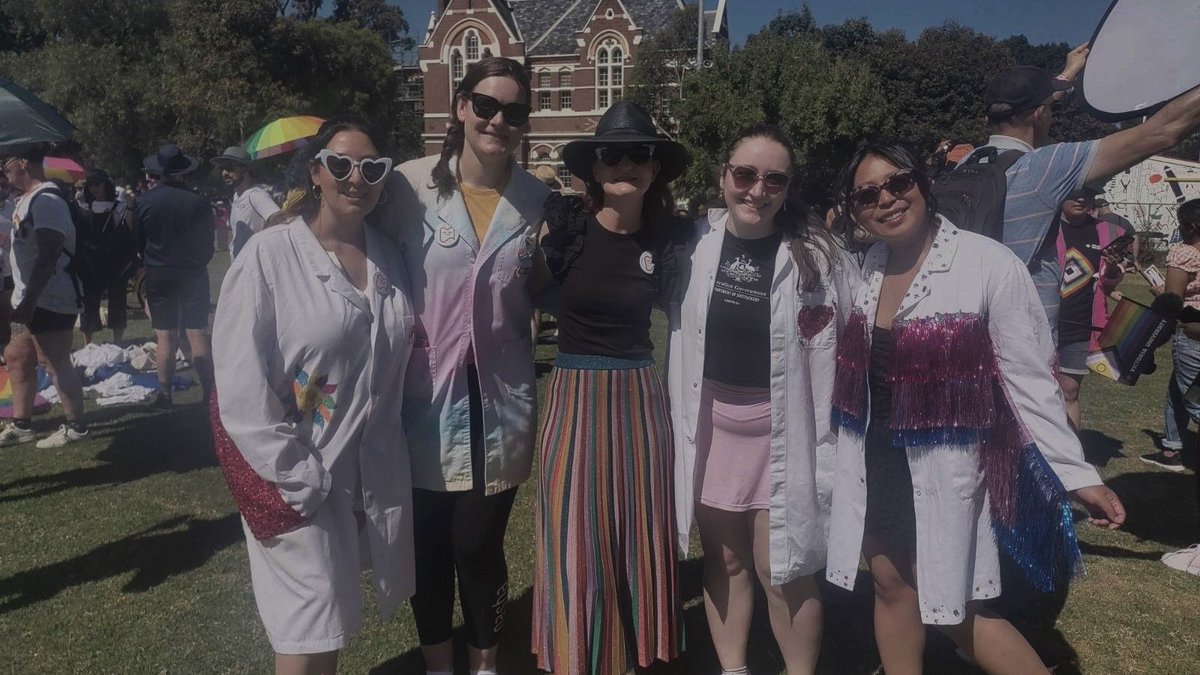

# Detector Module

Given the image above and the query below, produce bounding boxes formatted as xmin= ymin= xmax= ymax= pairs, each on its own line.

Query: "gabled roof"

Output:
xmin=505 ymin=0 xmax=689 ymax=56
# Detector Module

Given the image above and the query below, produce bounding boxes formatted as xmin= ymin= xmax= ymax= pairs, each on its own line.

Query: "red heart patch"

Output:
xmin=797 ymin=305 xmax=834 ymax=340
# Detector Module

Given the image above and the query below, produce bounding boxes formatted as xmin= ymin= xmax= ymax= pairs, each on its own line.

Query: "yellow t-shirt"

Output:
xmin=459 ymin=181 xmax=505 ymax=246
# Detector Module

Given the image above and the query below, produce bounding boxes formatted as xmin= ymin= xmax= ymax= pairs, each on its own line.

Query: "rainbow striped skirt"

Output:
xmin=532 ymin=353 xmax=682 ymax=675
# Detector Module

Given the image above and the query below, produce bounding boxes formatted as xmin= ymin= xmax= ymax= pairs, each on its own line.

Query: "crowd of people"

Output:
xmin=3 ymin=46 xmax=1200 ymax=675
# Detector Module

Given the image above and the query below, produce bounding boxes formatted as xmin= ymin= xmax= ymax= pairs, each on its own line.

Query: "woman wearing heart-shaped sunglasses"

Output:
xmin=666 ymin=124 xmax=857 ymax=675
xmin=369 ymin=57 xmax=549 ymax=675
xmin=211 ymin=116 xmax=418 ymax=673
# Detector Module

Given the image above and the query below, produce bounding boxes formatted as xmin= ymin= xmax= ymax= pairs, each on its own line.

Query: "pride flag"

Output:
xmin=1087 ymin=297 xmax=1175 ymax=384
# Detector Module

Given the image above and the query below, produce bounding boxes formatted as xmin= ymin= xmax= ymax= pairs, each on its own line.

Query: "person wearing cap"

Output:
xmin=134 ymin=143 xmax=215 ymax=408
xmin=211 ymin=145 xmax=280 ymax=259
xmin=0 ymin=144 xmax=89 ymax=448
xmin=974 ymin=47 xmax=1200 ymax=332
xmin=530 ymin=100 xmax=689 ymax=675
xmin=1054 ymin=187 xmax=1127 ymax=432
xmin=77 ymin=169 xmax=138 ymax=344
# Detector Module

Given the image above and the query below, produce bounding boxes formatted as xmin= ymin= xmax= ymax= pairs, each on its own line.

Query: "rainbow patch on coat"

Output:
xmin=292 ymin=367 xmax=337 ymax=430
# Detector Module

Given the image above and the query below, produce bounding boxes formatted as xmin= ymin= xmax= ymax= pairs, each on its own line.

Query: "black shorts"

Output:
xmin=144 ymin=267 xmax=210 ymax=330
xmin=27 ymin=307 xmax=79 ymax=335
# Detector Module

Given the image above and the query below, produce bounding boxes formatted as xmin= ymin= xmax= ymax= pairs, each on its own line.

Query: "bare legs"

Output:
xmin=275 ymin=651 xmax=337 ymax=675
xmin=5 ymin=328 xmax=85 ymax=421
xmin=863 ymin=534 xmax=1050 ymax=675
xmin=696 ymin=505 xmax=823 ymax=675
xmin=155 ymin=327 xmax=213 ymax=400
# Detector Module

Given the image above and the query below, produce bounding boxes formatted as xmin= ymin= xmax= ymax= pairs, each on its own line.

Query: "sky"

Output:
xmin=392 ymin=0 xmax=1114 ymax=48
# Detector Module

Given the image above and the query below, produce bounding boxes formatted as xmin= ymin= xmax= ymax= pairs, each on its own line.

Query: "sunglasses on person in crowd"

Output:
xmin=594 ymin=144 xmax=656 ymax=167
xmin=849 ymin=170 xmax=917 ymax=209
xmin=465 ymin=92 xmax=532 ymax=127
xmin=314 ymin=149 xmax=393 ymax=185
xmin=725 ymin=164 xmax=790 ymax=195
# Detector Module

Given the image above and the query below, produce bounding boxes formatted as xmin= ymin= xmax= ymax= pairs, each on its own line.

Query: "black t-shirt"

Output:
xmin=703 ymin=231 xmax=782 ymax=388
xmin=1057 ymin=218 xmax=1103 ymax=345
xmin=134 ymin=183 xmax=215 ymax=271
xmin=556 ymin=217 xmax=660 ymax=359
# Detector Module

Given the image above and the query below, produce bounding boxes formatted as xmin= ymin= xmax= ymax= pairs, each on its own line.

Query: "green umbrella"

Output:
xmin=0 ymin=77 xmax=74 ymax=149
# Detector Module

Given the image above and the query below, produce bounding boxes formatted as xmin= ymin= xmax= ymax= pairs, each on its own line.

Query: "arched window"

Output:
xmin=559 ymin=68 xmax=573 ymax=87
xmin=466 ymin=31 xmax=480 ymax=60
xmin=451 ymin=50 xmax=464 ymax=92
xmin=595 ymin=39 xmax=623 ymax=110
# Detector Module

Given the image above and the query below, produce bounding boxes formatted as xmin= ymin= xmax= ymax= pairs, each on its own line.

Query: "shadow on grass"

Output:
xmin=1077 ymin=429 xmax=1125 ymax=468
xmin=1139 ymin=428 xmax=1199 ymax=471
xmin=1102 ymin=471 xmax=1199 ymax=548
xmin=0 ymin=400 xmax=217 ymax=504
xmin=0 ymin=512 xmax=241 ymax=613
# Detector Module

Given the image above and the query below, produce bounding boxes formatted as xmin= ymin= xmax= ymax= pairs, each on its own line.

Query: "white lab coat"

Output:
xmin=667 ymin=209 xmax=858 ymax=584
xmin=824 ymin=219 xmax=1103 ymax=624
xmin=213 ymin=217 xmax=417 ymax=618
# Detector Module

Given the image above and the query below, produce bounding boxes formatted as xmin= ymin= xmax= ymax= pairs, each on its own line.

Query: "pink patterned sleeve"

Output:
xmin=1166 ymin=245 xmax=1200 ymax=274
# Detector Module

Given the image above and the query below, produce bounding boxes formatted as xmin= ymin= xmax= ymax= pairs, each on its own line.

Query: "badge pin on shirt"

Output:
xmin=373 ymin=271 xmax=394 ymax=298
xmin=639 ymin=251 xmax=655 ymax=275
xmin=437 ymin=224 xmax=458 ymax=247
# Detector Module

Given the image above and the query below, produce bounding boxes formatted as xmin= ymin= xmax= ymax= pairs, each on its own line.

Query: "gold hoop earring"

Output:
xmin=378 ymin=189 xmax=388 ymax=205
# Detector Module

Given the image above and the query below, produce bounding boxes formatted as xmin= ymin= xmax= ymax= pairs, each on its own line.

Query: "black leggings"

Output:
xmin=410 ymin=365 xmax=519 ymax=649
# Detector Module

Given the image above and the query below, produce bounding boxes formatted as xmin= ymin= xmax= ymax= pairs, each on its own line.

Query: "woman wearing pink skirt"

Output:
xmin=667 ymin=124 xmax=857 ymax=675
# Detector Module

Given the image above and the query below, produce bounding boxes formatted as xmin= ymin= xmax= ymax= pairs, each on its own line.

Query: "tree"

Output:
xmin=332 ymin=0 xmax=408 ymax=44
xmin=626 ymin=5 xmax=701 ymax=134
xmin=763 ymin=5 xmax=817 ymax=39
xmin=672 ymin=32 xmax=893 ymax=209
xmin=0 ymin=0 xmax=407 ymax=182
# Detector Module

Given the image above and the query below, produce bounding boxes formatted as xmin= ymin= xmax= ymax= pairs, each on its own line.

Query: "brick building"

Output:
xmin=410 ymin=0 xmax=728 ymax=191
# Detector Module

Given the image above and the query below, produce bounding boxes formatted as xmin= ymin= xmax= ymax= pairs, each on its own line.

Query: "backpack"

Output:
xmin=22 ymin=184 xmax=86 ymax=306
xmin=931 ymin=147 xmax=1025 ymax=242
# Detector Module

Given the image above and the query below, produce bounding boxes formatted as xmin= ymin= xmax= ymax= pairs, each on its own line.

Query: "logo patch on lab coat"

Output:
xmin=437 ymin=225 xmax=458 ymax=247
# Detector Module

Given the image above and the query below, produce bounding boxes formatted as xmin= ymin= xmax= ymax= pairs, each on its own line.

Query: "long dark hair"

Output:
xmin=837 ymin=140 xmax=938 ymax=223
xmin=83 ymin=169 xmax=117 ymax=204
xmin=276 ymin=115 xmax=387 ymax=224
xmin=431 ymin=57 xmax=532 ymax=200
xmin=725 ymin=124 xmax=840 ymax=290
xmin=1179 ymin=198 xmax=1200 ymax=243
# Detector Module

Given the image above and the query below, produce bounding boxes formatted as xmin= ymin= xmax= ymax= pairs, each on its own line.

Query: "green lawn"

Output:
xmin=0 ymin=261 xmax=1197 ymax=674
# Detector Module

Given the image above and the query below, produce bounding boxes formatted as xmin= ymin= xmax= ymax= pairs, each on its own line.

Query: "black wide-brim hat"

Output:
xmin=143 ymin=143 xmax=199 ymax=176
xmin=562 ymin=101 xmax=690 ymax=183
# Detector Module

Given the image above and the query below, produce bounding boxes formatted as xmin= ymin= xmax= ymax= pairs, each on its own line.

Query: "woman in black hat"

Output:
xmin=531 ymin=100 xmax=689 ymax=675
xmin=77 ymin=169 xmax=138 ymax=344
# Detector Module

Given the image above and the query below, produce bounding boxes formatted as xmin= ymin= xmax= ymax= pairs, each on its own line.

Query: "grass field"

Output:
xmin=0 ymin=258 xmax=1197 ymax=674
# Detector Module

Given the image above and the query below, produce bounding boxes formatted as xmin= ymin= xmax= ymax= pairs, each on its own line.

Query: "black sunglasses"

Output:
xmin=465 ymin=92 xmax=532 ymax=126
xmin=725 ymin=164 xmax=790 ymax=195
xmin=595 ymin=144 xmax=655 ymax=167
xmin=849 ymin=170 xmax=917 ymax=210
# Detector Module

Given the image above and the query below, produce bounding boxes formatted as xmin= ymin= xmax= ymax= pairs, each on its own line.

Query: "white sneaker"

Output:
xmin=0 ymin=423 xmax=37 ymax=447
xmin=1161 ymin=544 xmax=1200 ymax=576
xmin=35 ymin=424 xmax=89 ymax=449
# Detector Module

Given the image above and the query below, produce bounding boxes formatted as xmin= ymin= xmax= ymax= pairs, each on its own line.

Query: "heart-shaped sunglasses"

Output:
xmin=314 ymin=149 xmax=393 ymax=185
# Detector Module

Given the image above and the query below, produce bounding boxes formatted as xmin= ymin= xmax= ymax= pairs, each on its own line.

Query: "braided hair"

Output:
xmin=430 ymin=57 xmax=532 ymax=200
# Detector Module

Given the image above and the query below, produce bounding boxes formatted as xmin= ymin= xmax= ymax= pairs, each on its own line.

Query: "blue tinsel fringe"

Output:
xmin=891 ymin=427 xmax=986 ymax=448
xmin=992 ymin=444 xmax=1083 ymax=593
xmin=832 ymin=407 xmax=866 ymax=437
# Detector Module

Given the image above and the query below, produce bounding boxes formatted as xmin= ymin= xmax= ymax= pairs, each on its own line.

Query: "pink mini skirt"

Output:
xmin=695 ymin=378 xmax=772 ymax=511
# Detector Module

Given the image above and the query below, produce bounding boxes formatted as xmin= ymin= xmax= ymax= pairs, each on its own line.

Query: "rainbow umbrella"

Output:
xmin=44 ymin=156 xmax=85 ymax=182
xmin=244 ymin=115 xmax=325 ymax=160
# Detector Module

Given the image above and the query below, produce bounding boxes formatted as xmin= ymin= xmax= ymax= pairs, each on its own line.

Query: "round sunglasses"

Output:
xmin=849 ymin=170 xmax=917 ymax=210
xmin=314 ymin=149 xmax=393 ymax=185
xmin=465 ymin=92 xmax=532 ymax=127
xmin=725 ymin=164 xmax=790 ymax=195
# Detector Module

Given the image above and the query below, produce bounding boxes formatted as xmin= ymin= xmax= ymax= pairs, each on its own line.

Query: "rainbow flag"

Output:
xmin=1087 ymin=297 xmax=1175 ymax=384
